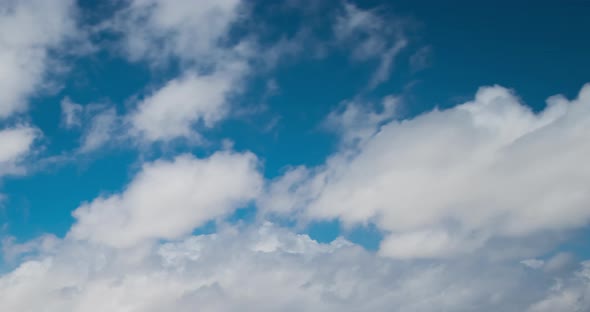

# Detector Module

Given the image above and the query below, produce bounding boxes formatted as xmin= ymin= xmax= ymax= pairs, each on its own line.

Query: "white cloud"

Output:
xmin=60 ymin=97 xmax=83 ymax=129
xmin=129 ymin=66 xmax=245 ymax=142
xmin=0 ymin=125 xmax=39 ymax=175
xmin=0 ymin=0 xmax=77 ymax=118
xmin=324 ymin=95 xmax=398 ymax=146
xmin=68 ymin=151 xmax=262 ymax=248
xmin=107 ymin=1 xmax=414 ymax=146
xmin=107 ymin=0 xmax=414 ymax=145
xmin=80 ymin=108 xmax=119 ymax=153
xmin=0 ymin=222 xmax=573 ymax=312
xmin=1 ymin=234 xmax=59 ymax=264
xmin=2 ymin=80 xmax=590 ymax=308
xmin=262 ymin=83 xmax=590 ymax=259
xmin=334 ymin=2 xmax=408 ymax=88
xmin=79 ymin=107 xmax=119 ymax=153
xmin=103 ymin=0 xmax=255 ymax=144
xmin=58 ymin=99 xmax=122 ymax=153
xmin=0 ymin=2 xmax=587 ymax=310
xmin=112 ymin=0 xmax=243 ymax=66
xmin=0 ymin=125 xmax=38 ymax=202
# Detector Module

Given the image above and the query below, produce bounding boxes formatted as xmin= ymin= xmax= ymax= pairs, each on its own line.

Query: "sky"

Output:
xmin=0 ymin=0 xmax=590 ymax=311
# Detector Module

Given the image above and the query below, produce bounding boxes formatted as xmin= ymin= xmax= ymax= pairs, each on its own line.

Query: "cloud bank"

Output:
xmin=3 ymin=222 xmax=585 ymax=312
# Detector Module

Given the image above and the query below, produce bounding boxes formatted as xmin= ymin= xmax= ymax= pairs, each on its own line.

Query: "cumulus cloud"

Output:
xmin=101 ymin=0 xmax=252 ymax=143
xmin=0 ymin=0 xmax=78 ymax=118
xmin=95 ymin=0 xmax=414 ymax=145
xmin=0 ymin=125 xmax=38 ymax=201
xmin=129 ymin=65 xmax=246 ymax=142
xmin=102 ymin=0 xmax=415 ymax=145
xmin=68 ymin=151 xmax=262 ymax=248
xmin=0 ymin=125 xmax=39 ymax=175
xmin=262 ymin=83 xmax=590 ymax=259
xmin=112 ymin=0 xmax=244 ymax=66
xmin=0 ymin=222 xmax=574 ymax=312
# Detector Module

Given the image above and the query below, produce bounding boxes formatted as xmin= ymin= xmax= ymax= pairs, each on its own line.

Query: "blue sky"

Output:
xmin=1 ymin=0 xmax=590 ymax=310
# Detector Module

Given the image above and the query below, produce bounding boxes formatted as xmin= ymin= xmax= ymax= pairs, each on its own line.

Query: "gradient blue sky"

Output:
xmin=1 ymin=1 xmax=590 ymax=311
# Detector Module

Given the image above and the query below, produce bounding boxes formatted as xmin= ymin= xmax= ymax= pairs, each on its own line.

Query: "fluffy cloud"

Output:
xmin=0 ymin=0 xmax=77 ymax=117
xmin=262 ymin=84 xmax=590 ymax=259
xmin=0 ymin=222 xmax=575 ymax=312
xmin=129 ymin=66 xmax=245 ymax=142
xmin=102 ymin=0 xmax=412 ymax=144
xmin=0 ymin=126 xmax=39 ymax=175
xmin=112 ymin=0 xmax=243 ymax=66
xmin=68 ymin=151 xmax=262 ymax=248
xmin=1 ymin=82 xmax=589 ymax=310
xmin=103 ymin=0 xmax=252 ymax=143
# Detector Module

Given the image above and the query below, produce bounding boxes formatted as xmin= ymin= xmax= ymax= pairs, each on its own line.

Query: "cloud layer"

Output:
xmin=3 ymin=222 xmax=586 ymax=312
